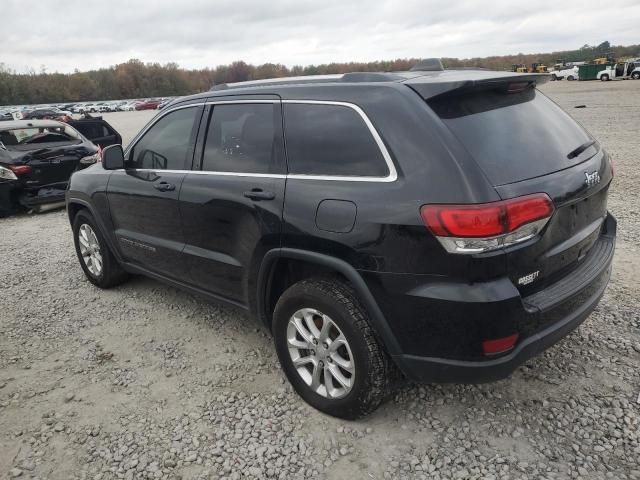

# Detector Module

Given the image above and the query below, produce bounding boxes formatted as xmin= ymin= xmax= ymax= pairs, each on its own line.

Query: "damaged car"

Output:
xmin=0 ymin=119 xmax=118 ymax=217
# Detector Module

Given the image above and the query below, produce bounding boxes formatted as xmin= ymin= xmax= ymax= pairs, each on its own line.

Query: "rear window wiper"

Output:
xmin=567 ymin=140 xmax=596 ymax=159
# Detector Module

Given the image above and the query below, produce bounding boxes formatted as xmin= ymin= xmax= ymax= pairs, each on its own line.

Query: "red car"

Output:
xmin=135 ymin=100 xmax=161 ymax=111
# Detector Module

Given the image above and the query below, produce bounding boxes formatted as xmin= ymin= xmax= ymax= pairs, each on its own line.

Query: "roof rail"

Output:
xmin=341 ymin=72 xmax=405 ymax=82
xmin=410 ymin=58 xmax=444 ymax=72
xmin=209 ymin=74 xmax=344 ymax=91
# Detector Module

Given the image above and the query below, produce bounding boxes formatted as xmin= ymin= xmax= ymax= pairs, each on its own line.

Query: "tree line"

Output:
xmin=1 ymin=41 xmax=637 ymax=105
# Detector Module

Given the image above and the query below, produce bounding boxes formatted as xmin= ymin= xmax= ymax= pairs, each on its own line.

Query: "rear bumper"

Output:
xmin=393 ymin=264 xmax=610 ymax=382
xmin=363 ymin=214 xmax=616 ymax=383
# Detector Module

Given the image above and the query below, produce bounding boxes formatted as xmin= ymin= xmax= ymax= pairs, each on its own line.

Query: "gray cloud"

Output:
xmin=3 ymin=0 xmax=639 ymax=73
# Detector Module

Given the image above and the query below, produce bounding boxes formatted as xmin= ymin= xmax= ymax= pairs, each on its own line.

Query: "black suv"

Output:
xmin=66 ymin=62 xmax=615 ymax=419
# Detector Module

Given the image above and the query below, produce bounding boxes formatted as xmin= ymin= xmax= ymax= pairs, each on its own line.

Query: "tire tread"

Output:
xmin=274 ymin=276 xmax=394 ymax=418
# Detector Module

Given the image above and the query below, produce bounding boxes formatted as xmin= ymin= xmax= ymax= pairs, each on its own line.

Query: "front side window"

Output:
xmin=283 ymin=103 xmax=389 ymax=177
xmin=130 ymin=107 xmax=198 ymax=170
xmin=202 ymin=103 xmax=279 ymax=174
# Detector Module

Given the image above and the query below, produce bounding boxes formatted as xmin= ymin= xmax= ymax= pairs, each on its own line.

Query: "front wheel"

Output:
xmin=600 ymin=74 xmax=610 ymax=81
xmin=72 ymin=210 xmax=128 ymax=288
xmin=632 ymin=72 xmax=640 ymax=80
xmin=567 ymin=75 xmax=575 ymax=81
xmin=273 ymin=278 xmax=393 ymax=419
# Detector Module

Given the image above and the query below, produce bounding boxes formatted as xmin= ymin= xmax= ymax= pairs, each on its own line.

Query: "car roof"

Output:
xmin=163 ymin=68 xmax=548 ymax=109
xmin=0 ymin=119 xmax=66 ymax=130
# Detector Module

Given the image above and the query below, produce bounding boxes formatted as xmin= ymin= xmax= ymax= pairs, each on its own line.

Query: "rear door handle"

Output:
xmin=243 ymin=189 xmax=276 ymax=201
xmin=154 ymin=181 xmax=175 ymax=192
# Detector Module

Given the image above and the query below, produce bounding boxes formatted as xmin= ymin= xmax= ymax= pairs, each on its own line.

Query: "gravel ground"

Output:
xmin=1 ymin=81 xmax=639 ymax=480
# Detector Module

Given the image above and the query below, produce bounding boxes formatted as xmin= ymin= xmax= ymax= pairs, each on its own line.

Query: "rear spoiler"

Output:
xmin=404 ymin=71 xmax=550 ymax=99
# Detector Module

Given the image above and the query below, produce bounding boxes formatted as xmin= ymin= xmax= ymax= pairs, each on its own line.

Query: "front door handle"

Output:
xmin=154 ymin=181 xmax=175 ymax=192
xmin=243 ymin=189 xmax=276 ymax=201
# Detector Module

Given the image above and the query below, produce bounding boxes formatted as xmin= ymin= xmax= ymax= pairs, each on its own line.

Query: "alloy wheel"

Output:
xmin=286 ymin=308 xmax=355 ymax=399
xmin=78 ymin=224 xmax=103 ymax=277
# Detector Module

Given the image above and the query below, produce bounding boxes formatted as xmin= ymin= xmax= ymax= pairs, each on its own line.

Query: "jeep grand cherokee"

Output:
xmin=66 ymin=60 xmax=615 ymax=419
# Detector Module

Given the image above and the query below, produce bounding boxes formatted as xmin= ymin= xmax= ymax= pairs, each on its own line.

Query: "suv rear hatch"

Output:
xmin=408 ymin=72 xmax=612 ymax=294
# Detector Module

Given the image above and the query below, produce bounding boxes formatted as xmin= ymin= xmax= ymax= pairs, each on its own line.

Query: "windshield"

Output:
xmin=428 ymin=87 xmax=593 ymax=185
xmin=0 ymin=125 xmax=82 ymax=149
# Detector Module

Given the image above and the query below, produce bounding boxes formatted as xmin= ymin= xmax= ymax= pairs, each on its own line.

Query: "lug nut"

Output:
xmin=310 ymin=350 xmax=316 ymax=356
xmin=312 ymin=338 xmax=318 ymax=345
xmin=322 ymin=342 xmax=328 ymax=349
xmin=318 ymin=361 xmax=324 ymax=367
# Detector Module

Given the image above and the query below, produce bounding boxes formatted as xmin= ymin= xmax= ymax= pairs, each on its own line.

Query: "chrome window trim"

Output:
xmin=122 ymin=99 xmax=397 ymax=183
xmin=282 ymin=100 xmax=397 ymax=183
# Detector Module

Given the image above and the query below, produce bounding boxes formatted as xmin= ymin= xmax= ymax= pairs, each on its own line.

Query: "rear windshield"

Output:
xmin=0 ymin=125 xmax=81 ymax=150
xmin=428 ymin=87 xmax=593 ymax=185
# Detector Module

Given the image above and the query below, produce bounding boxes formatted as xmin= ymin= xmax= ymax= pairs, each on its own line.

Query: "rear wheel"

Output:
xmin=550 ymin=74 xmax=558 ymax=81
xmin=72 ymin=210 xmax=128 ymax=288
xmin=632 ymin=72 xmax=640 ymax=80
xmin=567 ymin=75 xmax=575 ymax=81
xmin=273 ymin=278 xmax=392 ymax=419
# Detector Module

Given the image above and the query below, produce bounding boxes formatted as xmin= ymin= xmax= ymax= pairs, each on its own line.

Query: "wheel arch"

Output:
xmin=256 ymin=248 xmax=402 ymax=355
xmin=66 ymin=197 xmax=124 ymax=264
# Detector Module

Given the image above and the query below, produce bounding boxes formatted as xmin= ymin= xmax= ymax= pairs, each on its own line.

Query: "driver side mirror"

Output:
xmin=102 ymin=144 xmax=125 ymax=170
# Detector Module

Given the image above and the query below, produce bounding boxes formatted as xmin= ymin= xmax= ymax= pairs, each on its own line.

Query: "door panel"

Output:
xmin=180 ymin=174 xmax=285 ymax=304
xmin=108 ymin=170 xmax=189 ymax=279
xmin=69 ymin=120 xmax=122 ymax=148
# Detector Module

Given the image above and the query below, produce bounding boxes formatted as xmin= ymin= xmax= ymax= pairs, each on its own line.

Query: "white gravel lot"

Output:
xmin=0 ymin=81 xmax=639 ymax=480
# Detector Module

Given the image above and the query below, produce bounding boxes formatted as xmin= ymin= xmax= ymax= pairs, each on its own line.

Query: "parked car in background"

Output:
xmin=0 ymin=110 xmax=13 ymax=122
xmin=23 ymin=107 xmax=72 ymax=119
xmin=0 ymin=120 xmax=102 ymax=216
xmin=549 ymin=65 xmax=579 ymax=81
xmin=135 ymin=99 xmax=161 ymax=110
xmin=66 ymin=65 xmax=615 ymax=418
xmin=13 ymin=107 xmax=32 ymax=119
xmin=118 ymin=101 xmax=139 ymax=111
xmin=71 ymin=104 xmax=86 ymax=114
xmin=597 ymin=61 xmax=640 ymax=81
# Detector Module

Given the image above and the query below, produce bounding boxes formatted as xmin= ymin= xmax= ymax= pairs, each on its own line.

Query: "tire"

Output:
xmin=567 ymin=75 xmax=575 ymax=81
xmin=550 ymin=74 xmax=557 ymax=81
xmin=72 ymin=210 xmax=128 ymax=288
xmin=632 ymin=72 xmax=640 ymax=80
xmin=600 ymin=74 xmax=609 ymax=81
xmin=273 ymin=277 xmax=393 ymax=419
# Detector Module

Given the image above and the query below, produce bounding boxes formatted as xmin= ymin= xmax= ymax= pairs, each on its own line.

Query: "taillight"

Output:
xmin=420 ymin=193 xmax=554 ymax=254
xmin=8 ymin=165 xmax=33 ymax=176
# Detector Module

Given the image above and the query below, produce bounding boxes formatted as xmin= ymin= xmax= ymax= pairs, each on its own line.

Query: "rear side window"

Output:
xmin=130 ymin=107 xmax=198 ymax=170
xmin=283 ymin=103 xmax=389 ymax=177
xmin=202 ymin=103 xmax=279 ymax=174
xmin=428 ymin=87 xmax=592 ymax=186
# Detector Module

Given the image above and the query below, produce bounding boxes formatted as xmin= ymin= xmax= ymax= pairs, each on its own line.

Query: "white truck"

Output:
xmin=597 ymin=61 xmax=640 ymax=81
xmin=548 ymin=65 xmax=579 ymax=81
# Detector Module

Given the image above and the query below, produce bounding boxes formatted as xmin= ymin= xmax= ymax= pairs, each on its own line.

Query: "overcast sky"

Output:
xmin=3 ymin=0 xmax=639 ymax=73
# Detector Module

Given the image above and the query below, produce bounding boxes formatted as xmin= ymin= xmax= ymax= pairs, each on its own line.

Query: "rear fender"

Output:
xmin=256 ymin=248 xmax=402 ymax=355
